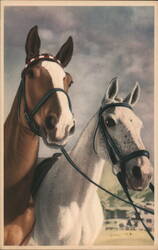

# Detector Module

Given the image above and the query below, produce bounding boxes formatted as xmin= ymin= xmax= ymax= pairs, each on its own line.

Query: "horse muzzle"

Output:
xmin=41 ymin=119 xmax=75 ymax=148
xmin=125 ymin=157 xmax=153 ymax=191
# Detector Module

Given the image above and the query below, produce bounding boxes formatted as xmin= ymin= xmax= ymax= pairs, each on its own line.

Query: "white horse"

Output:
xmin=30 ymin=78 xmax=153 ymax=245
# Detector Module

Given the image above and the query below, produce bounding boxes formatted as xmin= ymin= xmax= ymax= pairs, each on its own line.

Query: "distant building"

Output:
xmin=102 ymin=201 xmax=154 ymax=231
xmin=133 ymin=202 xmax=154 ymax=232
xmin=105 ymin=218 xmax=129 ymax=230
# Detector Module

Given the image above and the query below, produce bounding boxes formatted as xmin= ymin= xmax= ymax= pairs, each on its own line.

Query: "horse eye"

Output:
xmin=105 ymin=117 xmax=116 ymax=128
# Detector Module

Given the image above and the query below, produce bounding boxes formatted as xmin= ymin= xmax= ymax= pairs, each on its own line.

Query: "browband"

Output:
xmin=100 ymin=102 xmax=133 ymax=115
xmin=24 ymin=54 xmax=61 ymax=69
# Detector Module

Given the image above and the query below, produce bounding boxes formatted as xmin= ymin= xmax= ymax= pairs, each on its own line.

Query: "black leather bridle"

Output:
xmin=18 ymin=54 xmax=72 ymax=136
xmin=98 ymin=102 xmax=150 ymax=167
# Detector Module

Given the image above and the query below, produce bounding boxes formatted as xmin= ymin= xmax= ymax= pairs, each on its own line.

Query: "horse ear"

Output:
xmin=105 ymin=77 xmax=119 ymax=101
xmin=102 ymin=77 xmax=119 ymax=105
xmin=25 ymin=26 xmax=41 ymax=63
xmin=55 ymin=36 xmax=73 ymax=67
xmin=124 ymin=82 xmax=140 ymax=106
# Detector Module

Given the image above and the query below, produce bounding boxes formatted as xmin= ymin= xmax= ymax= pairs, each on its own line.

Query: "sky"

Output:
xmin=4 ymin=5 xmax=154 ymax=163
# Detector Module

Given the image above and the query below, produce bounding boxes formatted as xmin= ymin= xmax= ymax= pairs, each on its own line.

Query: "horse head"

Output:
xmin=96 ymin=78 xmax=153 ymax=191
xmin=20 ymin=26 xmax=75 ymax=146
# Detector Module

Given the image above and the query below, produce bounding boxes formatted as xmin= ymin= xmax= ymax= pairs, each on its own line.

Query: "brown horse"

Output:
xmin=4 ymin=26 xmax=75 ymax=245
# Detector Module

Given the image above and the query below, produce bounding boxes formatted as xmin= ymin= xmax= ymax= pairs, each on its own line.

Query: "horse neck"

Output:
xmin=59 ymin=114 xmax=105 ymax=204
xmin=4 ymin=90 xmax=39 ymax=188
xmin=71 ymin=114 xmax=103 ymax=167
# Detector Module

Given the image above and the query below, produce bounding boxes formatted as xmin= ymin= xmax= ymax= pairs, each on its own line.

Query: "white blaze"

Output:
xmin=42 ymin=61 xmax=73 ymax=139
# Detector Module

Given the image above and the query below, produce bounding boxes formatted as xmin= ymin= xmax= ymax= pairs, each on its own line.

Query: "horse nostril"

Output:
xmin=132 ymin=166 xmax=142 ymax=180
xmin=45 ymin=116 xmax=56 ymax=130
xmin=69 ymin=124 xmax=75 ymax=135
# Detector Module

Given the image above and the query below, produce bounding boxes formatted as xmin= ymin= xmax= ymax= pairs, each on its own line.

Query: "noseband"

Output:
xmin=95 ymin=102 xmax=150 ymax=169
xmin=18 ymin=55 xmax=72 ymax=136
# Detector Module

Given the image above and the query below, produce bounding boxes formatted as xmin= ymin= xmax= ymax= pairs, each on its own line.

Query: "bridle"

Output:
xmin=18 ymin=54 xmax=72 ymax=136
xmin=95 ymin=102 xmax=150 ymax=169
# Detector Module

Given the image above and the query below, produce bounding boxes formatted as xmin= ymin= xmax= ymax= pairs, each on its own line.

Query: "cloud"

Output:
xmin=4 ymin=6 xmax=154 ymax=163
xmin=39 ymin=29 xmax=54 ymax=41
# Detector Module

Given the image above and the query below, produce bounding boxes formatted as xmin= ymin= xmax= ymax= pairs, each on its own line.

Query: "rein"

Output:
xmin=41 ymin=144 xmax=154 ymax=241
xmin=18 ymin=55 xmax=72 ymax=136
xmin=32 ymin=101 xmax=154 ymax=240
xmin=59 ymin=146 xmax=154 ymax=215
xmin=30 ymin=89 xmax=154 ymax=240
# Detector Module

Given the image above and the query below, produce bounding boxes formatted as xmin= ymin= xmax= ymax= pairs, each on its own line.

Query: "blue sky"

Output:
xmin=4 ymin=6 xmax=154 ymax=161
